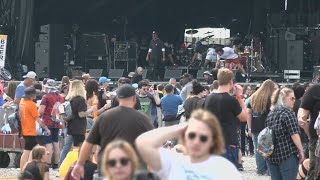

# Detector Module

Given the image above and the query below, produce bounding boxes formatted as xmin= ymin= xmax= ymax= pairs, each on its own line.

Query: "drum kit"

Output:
xmin=238 ymin=40 xmax=265 ymax=73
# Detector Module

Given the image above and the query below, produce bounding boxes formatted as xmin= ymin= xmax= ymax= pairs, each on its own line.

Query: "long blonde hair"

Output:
xmin=65 ymin=80 xmax=86 ymax=101
xmin=101 ymin=140 xmax=139 ymax=179
xmin=250 ymin=79 xmax=275 ymax=113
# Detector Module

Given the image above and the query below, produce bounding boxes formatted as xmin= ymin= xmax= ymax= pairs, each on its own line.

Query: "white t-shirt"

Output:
xmin=219 ymin=47 xmax=238 ymax=60
xmin=205 ymin=48 xmax=217 ymax=62
xmin=157 ymin=148 xmax=242 ymax=180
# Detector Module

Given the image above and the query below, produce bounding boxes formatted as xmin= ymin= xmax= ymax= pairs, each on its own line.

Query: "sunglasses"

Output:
xmin=107 ymin=158 xmax=130 ymax=167
xmin=187 ymin=132 xmax=209 ymax=143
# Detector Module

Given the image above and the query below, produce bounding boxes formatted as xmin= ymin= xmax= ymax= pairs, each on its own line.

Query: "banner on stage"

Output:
xmin=0 ymin=35 xmax=8 ymax=67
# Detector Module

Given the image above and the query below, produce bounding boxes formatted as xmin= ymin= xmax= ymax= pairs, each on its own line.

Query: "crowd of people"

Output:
xmin=0 ymin=66 xmax=317 ymax=180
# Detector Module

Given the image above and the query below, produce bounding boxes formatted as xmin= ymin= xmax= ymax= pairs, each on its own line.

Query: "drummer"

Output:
xmin=215 ymin=46 xmax=246 ymax=74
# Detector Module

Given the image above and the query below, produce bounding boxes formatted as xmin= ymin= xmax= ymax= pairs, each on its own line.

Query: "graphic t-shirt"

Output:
xmin=138 ymin=95 xmax=156 ymax=119
xmin=157 ymin=148 xmax=242 ymax=180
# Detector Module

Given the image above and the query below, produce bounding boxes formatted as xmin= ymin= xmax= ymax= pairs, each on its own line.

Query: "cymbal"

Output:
xmin=186 ymin=29 xmax=198 ymax=34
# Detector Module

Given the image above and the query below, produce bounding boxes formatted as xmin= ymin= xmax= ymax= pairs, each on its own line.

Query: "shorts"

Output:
xmin=72 ymin=135 xmax=85 ymax=147
xmin=87 ymin=117 xmax=94 ymax=130
xmin=23 ymin=136 xmax=38 ymax=151
xmin=42 ymin=128 xmax=59 ymax=144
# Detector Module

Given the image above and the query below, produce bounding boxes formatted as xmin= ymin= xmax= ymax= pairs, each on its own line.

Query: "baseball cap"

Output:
xmin=22 ymin=71 xmax=37 ymax=79
xmin=203 ymin=71 xmax=212 ymax=76
xmin=99 ymin=76 xmax=111 ymax=83
xmin=117 ymin=84 xmax=136 ymax=99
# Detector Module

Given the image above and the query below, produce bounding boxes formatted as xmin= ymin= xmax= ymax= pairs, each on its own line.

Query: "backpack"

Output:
xmin=58 ymin=101 xmax=73 ymax=122
xmin=51 ymin=95 xmax=64 ymax=122
xmin=257 ymin=109 xmax=284 ymax=158
xmin=7 ymin=111 xmax=21 ymax=134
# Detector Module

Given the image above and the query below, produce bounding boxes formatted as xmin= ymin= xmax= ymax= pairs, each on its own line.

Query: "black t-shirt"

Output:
xmin=300 ymin=84 xmax=320 ymax=139
xmin=24 ymin=161 xmax=49 ymax=180
xmin=86 ymin=106 xmax=154 ymax=167
xmin=247 ymin=98 xmax=271 ymax=133
xmin=204 ymin=93 xmax=242 ymax=145
xmin=67 ymin=96 xmax=87 ymax=135
xmin=111 ymin=95 xmax=141 ymax=110
xmin=183 ymin=97 xmax=205 ymax=119
xmin=149 ymin=39 xmax=164 ymax=59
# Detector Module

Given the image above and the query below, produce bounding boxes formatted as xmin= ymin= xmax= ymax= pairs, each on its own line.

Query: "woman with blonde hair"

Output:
xmin=136 ymin=109 xmax=241 ymax=179
xmin=65 ymin=80 xmax=96 ymax=148
xmin=23 ymin=145 xmax=50 ymax=180
xmin=246 ymin=79 xmax=275 ymax=175
xmin=101 ymin=140 xmax=139 ymax=180
xmin=265 ymin=87 xmax=304 ymax=179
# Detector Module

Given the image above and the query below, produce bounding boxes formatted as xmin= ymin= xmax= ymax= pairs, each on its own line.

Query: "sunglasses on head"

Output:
xmin=187 ymin=132 xmax=209 ymax=143
xmin=107 ymin=157 xmax=130 ymax=167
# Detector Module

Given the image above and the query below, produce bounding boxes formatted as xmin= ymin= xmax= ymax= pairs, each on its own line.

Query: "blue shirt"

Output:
xmin=15 ymin=82 xmax=26 ymax=110
xmin=160 ymin=94 xmax=183 ymax=116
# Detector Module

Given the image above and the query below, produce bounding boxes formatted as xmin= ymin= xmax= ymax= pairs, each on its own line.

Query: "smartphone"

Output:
xmin=153 ymin=84 xmax=157 ymax=90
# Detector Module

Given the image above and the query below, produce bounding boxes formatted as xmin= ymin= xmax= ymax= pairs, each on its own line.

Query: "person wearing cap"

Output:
xmin=146 ymin=31 xmax=166 ymax=81
xmin=39 ymin=79 xmax=64 ymax=168
xmin=14 ymin=71 xmax=37 ymax=110
xmin=97 ymin=76 xmax=111 ymax=111
xmin=203 ymin=71 xmax=214 ymax=85
xmin=71 ymin=84 xmax=154 ymax=179
xmin=180 ymin=73 xmax=193 ymax=101
xmin=111 ymin=77 xmax=142 ymax=110
xmin=19 ymin=87 xmax=50 ymax=169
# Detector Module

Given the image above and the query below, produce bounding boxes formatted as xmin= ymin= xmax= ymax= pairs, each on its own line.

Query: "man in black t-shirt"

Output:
xmin=71 ymin=85 xmax=153 ymax=179
xmin=298 ymin=84 xmax=320 ymax=179
xmin=146 ymin=31 xmax=165 ymax=81
xmin=204 ymin=68 xmax=248 ymax=168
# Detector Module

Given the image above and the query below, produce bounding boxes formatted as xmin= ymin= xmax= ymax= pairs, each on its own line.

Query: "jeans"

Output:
xmin=59 ymin=129 xmax=73 ymax=165
xmin=252 ymin=132 xmax=268 ymax=174
xmin=223 ymin=145 xmax=239 ymax=168
xmin=306 ymin=138 xmax=320 ymax=180
xmin=240 ymin=122 xmax=254 ymax=155
xmin=266 ymin=154 xmax=299 ymax=180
